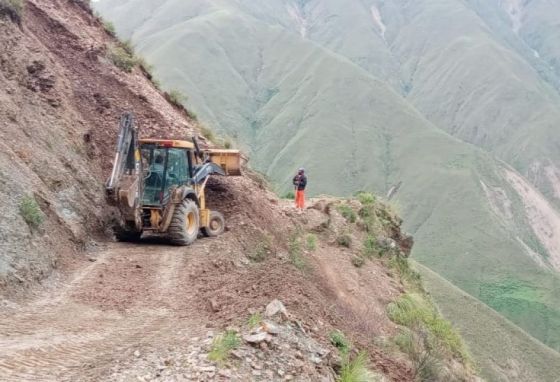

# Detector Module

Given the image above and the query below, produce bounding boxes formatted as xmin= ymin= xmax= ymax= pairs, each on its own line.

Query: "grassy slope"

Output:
xmin=94 ymin=0 xmax=560 ymax=356
xmin=416 ymin=262 xmax=560 ymax=382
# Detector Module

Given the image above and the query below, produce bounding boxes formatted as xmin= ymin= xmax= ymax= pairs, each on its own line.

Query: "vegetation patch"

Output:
xmin=337 ymin=234 xmax=352 ymax=248
xmin=329 ymin=330 xmax=379 ymax=382
xmin=167 ymin=89 xmax=186 ymax=107
xmin=394 ymin=329 xmax=443 ymax=381
xmin=19 ymin=195 xmax=44 ymax=229
xmin=0 ymin=0 xmax=23 ymax=24
xmin=248 ymin=236 xmax=272 ymax=263
xmin=362 ymin=236 xmax=378 ymax=258
xmin=329 ymin=330 xmax=351 ymax=355
xmin=351 ymin=256 xmax=365 ymax=268
xmin=356 ymin=191 xmax=376 ymax=206
xmin=305 ymin=233 xmax=317 ymax=251
xmin=222 ymin=137 xmax=233 ymax=149
xmin=107 ymin=44 xmax=138 ymax=72
xmin=199 ymin=124 xmax=215 ymax=141
xmin=247 ymin=312 xmax=262 ymax=329
xmin=387 ymin=293 xmax=471 ymax=378
xmin=103 ymin=20 xmax=116 ymax=36
xmin=338 ymin=352 xmax=379 ymax=382
xmin=337 ymin=204 xmax=357 ymax=223
xmin=282 ymin=191 xmax=295 ymax=199
xmin=389 ymin=257 xmax=421 ymax=287
xmin=208 ymin=330 xmax=240 ymax=364
xmin=289 ymin=234 xmax=307 ymax=271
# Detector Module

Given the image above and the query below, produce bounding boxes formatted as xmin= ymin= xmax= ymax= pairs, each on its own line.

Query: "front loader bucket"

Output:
xmin=207 ymin=149 xmax=243 ymax=176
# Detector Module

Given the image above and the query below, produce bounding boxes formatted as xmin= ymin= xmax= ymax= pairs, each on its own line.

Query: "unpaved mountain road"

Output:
xmin=0 ymin=242 xmax=209 ymax=382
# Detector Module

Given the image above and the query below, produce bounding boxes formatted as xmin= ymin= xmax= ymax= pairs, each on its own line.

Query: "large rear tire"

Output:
xmin=201 ymin=211 xmax=225 ymax=237
xmin=169 ymin=199 xmax=199 ymax=246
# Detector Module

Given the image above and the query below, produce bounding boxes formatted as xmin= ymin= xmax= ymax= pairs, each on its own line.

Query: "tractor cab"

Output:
xmin=139 ymin=139 xmax=195 ymax=206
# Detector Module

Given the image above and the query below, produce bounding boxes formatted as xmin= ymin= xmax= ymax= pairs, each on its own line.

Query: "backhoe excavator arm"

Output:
xmin=105 ymin=113 xmax=143 ymax=230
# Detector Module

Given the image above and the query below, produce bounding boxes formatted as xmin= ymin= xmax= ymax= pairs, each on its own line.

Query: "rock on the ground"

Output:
xmin=265 ymin=299 xmax=288 ymax=319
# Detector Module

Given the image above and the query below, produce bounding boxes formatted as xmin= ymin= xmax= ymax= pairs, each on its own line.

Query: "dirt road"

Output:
xmin=0 ymin=242 xmax=208 ymax=382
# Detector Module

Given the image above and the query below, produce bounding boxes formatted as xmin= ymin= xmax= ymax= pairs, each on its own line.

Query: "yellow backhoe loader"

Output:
xmin=105 ymin=113 xmax=241 ymax=245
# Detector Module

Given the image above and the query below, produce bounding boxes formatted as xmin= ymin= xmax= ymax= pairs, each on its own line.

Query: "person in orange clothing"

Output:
xmin=293 ymin=168 xmax=308 ymax=212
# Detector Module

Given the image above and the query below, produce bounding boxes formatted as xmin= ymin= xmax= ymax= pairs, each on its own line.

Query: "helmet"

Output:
xmin=298 ymin=167 xmax=305 ymax=173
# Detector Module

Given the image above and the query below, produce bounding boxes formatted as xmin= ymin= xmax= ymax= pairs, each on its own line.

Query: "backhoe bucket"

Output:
xmin=206 ymin=149 xmax=242 ymax=176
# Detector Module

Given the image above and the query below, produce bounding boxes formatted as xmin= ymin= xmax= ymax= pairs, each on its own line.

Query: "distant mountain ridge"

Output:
xmin=94 ymin=0 xmax=560 ymax=368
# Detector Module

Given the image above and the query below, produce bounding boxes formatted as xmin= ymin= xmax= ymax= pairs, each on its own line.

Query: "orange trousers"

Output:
xmin=295 ymin=190 xmax=305 ymax=209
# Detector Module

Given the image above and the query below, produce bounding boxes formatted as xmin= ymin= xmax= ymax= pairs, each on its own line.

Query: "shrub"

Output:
xmin=0 ymin=0 xmax=23 ymax=24
xmin=306 ymin=234 xmax=317 ymax=251
xmin=358 ymin=206 xmax=372 ymax=219
xmin=389 ymin=257 xmax=421 ymax=287
xmin=137 ymin=57 xmax=153 ymax=76
xmin=395 ymin=329 xmax=443 ymax=381
xmin=362 ymin=236 xmax=378 ymax=258
xmin=330 ymin=330 xmax=351 ymax=355
xmin=351 ymin=256 xmax=365 ymax=268
xmin=223 ymin=138 xmax=233 ymax=149
xmin=338 ymin=352 xmax=378 ymax=382
xmin=337 ymin=234 xmax=352 ymax=248
xmin=19 ymin=195 xmax=44 ymax=228
xmin=200 ymin=124 xmax=215 ymax=142
xmin=248 ymin=239 xmax=270 ymax=263
xmin=103 ymin=20 xmax=116 ymax=36
xmin=121 ymin=39 xmax=135 ymax=55
xmin=337 ymin=204 xmax=357 ymax=223
xmin=247 ymin=312 xmax=262 ymax=329
xmin=188 ymin=110 xmax=198 ymax=121
xmin=167 ymin=89 xmax=186 ymax=107
xmin=208 ymin=330 xmax=240 ymax=363
xmin=289 ymin=234 xmax=307 ymax=271
xmin=107 ymin=44 xmax=137 ymax=72
xmin=283 ymin=191 xmax=295 ymax=199
xmin=387 ymin=294 xmax=469 ymax=362
xmin=356 ymin=192 xmax=376 ymax=206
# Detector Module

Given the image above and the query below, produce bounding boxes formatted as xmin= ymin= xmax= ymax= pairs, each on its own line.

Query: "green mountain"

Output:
xmin=94 ymin=0 xmax=560 ymax=376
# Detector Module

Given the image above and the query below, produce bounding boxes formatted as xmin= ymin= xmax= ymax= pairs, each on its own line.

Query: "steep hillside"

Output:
xmin=0 ymin=0 xmax=197 ymax=299
xmin=0 ymin=1 xmax=477 ymax=381
xmin=94 ymin=0 xmax=560 ymax=360
xmin=416 ymin=262 xmax=560 ymax=382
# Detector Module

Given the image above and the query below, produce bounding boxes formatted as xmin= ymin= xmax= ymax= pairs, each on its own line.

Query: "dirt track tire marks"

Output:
xmin=0 ymin=243 xmax=200 ymax=382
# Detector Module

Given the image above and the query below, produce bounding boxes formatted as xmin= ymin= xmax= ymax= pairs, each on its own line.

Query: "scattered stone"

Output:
xmin=265 ymin=299 xmax=287 ymax=319
xmin=209 ymin=298 xmax=220 ymax=313
xmin=243 ymin=332 xmax=270 ymax=344
xmin=310 ymin=354 xmax=323 ymax=364
xmin=134 ymin=350 xmax=141 ymax=358
xmin=218 ymin=369 xmax=232 ymax=378
xmin=261 ymin=320 xmax=281 ymax=335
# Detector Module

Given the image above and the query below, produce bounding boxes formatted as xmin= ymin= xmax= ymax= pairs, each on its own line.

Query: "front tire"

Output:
xmin=202 ymin=211 xmax=225 ymax=237
xmin=169 ymin=199 xmax=199 ymax=246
